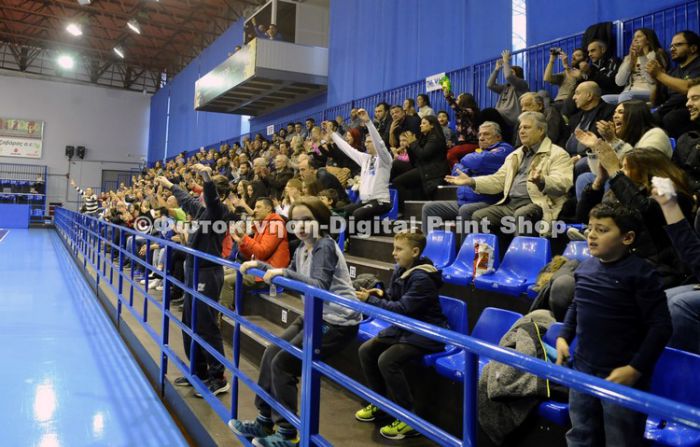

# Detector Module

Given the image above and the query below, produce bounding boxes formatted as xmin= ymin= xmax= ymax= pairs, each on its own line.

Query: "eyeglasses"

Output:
xmin=670 ymin=42 xmax=689 ymax=49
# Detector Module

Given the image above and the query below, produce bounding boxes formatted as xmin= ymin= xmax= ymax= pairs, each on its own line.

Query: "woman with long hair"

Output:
xmin=577 ymin=144 xmax=695 ymax=286
xmin=604 ymin=28 xmax=669 ymax=105
xmin=416 ymin=93 xmax=435 ymax=118
xmin=391 ymin=115 xmax=449 ymax=208
xmin=230 ymin=196 xmax=360 ymax=445
xmin=574 ymin=100 xmax=673 ymax=200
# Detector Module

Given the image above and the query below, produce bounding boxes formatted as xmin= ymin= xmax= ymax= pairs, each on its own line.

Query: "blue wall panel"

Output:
xmin=326 ymin=0 xmax=511 ymax=107
xmin=147 ymin=86 xmax=169 ymax=163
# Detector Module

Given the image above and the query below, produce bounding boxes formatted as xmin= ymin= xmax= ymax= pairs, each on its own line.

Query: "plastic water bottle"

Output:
xmin=269 ymin=283 xmax=277 ymax=298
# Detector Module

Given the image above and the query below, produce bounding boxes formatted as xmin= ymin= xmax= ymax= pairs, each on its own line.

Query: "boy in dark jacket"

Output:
xmin=355 ymin=229 xmax=448 ymax=440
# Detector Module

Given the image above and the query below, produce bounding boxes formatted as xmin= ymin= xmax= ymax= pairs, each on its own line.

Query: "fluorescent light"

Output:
xmin=127 ymin=19 xmax=141 ymax=34
xmin=66 ymin=23 xmax=82 ymax=37
xmin=113 ymin=46 xmax=125 ymax=58
xmin=57 ymin=54 xmax=75 ymax=69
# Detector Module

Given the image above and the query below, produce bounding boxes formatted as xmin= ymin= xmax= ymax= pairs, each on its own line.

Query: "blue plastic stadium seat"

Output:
xmin=536 ymin=322 xmax=575 ymax=426
xmin=562 ymin=241 xmax=591 ymax=262
xmin=379 ymin=188 xmax=399 ymax=220
xmin=474 ymin=237 xmax=552 ymax=296
xmin=423 ymin=230 xmax=457 ymax=270
xmin=645 ymin=347 xmax=700 ymax=446
xmin=358 ymin=295 xmax=466 ymax=350
xmin=422 ymin=296 xmax=468 ymax=367
xmin=435 ymin=307 xmax=522 ymax=381
xmin=442 ymin=233 xmax=499 ymax=287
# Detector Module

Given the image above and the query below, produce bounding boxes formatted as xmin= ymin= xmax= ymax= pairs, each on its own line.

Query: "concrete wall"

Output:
xmin=0 ymin=71 xmax=150 ymax=210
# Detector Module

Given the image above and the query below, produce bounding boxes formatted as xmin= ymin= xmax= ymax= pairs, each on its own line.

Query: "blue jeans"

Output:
xmin=602 ymin=90 xmax=651 ymax=105
xmin=666 ymin=284 xmax=700 ymax=354
xmin=566 ymin=359 xmax=649 ymax=447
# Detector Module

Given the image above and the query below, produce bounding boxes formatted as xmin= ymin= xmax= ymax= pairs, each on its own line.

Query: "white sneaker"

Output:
xmin=155 ymin=284 xmax=164 ymax=292
xmin=149 ymin=279 xmax=162 ymax=289
xmin=139 ymin=278 xmax=147 ymax=286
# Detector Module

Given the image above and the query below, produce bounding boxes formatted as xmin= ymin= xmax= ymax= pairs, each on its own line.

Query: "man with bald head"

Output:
xmin=580 ymin=40 xmax=622 ymax=96
xmin=564 ymin=81 xmax=615 ymax=159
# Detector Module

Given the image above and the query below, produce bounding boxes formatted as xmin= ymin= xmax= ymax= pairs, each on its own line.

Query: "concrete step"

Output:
xmin=346 ymin=235 xmax=395 ymax=264
xmin=345 ymin=254 xmax=395 ymax=286
xmin=404 ymin=200 xmax=427 ymax=222
xmin=241 ymin=291 xmax=304 ymax=329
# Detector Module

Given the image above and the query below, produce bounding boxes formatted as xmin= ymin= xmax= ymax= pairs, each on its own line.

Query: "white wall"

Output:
xmin=0 ymin=71 xmax=150 ymax=210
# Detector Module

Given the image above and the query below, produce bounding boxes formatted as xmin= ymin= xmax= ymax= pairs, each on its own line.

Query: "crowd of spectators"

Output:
xmin=71 ymin=27 xmax=700 ymax=447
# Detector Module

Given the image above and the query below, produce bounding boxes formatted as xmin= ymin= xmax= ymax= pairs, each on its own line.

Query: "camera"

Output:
xmin=550 ymin=47 xmax=563 ymax=56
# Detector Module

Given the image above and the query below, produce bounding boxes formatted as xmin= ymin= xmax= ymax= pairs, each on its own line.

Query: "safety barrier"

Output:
xmin=155 ymin=0 xmax=700 ymax=167
xmin=53 ymin=207 xmax=700 ymax=446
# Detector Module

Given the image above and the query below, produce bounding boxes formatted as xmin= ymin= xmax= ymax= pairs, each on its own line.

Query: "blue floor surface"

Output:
xmin=0 ymin=229 xmax=188 ymax=447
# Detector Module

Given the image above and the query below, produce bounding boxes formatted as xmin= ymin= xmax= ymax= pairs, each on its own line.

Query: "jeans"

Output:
xmin=182 ymin=264 xmax=226 ymax=380
xmin=601 ymin=90 xmax=651 ymax=105
xmin=421 ymin=200 xmax=489 ymax=233
xmin=666 ymin=284 xmax=700 ymax=354
xmin=358 ymin=338 xmax=434 ymax=411
xmin=566 ymin=359 xmax=650 ymax=447
xmin=254 ymin=317 xmax=358 ymax=430
xmin=341 ymin=199 xmax=392 ymax=221
xmin=471 ymin=198 xmax=543 ymax=236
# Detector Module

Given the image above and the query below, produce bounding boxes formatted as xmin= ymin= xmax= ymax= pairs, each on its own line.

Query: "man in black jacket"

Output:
xmin=155 ymin=164 xmax=234 ymax=397
xmin=673 ymin=80 xmax=700 ymax=196
xmin=298 ymin=157 xmax=349 ymax=203
xmin=564 ymin=81 xmax=615 ymax=175
xmin=261 ymin=155 xmax=294 ymax=199
xmin=374 ymin=102 xmax=392 ymax=148
xmin=388 ymin=105 xmax=421 ymax=148
xmin=581 ymin=40 xmax=622 ymax=96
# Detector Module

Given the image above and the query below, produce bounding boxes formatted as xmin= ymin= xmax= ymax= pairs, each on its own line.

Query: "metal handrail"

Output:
xmin=53 ymin=208 xmax=700 ymax=447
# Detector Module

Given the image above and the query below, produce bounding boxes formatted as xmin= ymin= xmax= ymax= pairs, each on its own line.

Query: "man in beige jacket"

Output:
xmin=446 ymin=111 xmax=573 ymax=236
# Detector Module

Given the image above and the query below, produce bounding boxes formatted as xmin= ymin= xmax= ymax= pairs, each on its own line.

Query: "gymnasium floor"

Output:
xmin=0 ymin=229 xmax=188 ymax=447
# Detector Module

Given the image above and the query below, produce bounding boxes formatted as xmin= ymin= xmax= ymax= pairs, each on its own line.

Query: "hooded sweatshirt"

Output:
xmin=367 ymin=257 xmax=448 ymax=350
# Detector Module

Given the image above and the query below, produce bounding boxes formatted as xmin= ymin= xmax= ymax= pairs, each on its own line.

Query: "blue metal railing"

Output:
xmin=53 ymin=207 xmax=700 ymax=446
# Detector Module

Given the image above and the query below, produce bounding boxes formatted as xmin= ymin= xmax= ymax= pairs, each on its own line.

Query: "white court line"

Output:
xmin=0 ymin=229 xmax=9 ymax=243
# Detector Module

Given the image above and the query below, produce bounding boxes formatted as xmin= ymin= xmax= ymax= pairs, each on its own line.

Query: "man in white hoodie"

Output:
xmin=324 ymin=108 xmax=393 ymax=221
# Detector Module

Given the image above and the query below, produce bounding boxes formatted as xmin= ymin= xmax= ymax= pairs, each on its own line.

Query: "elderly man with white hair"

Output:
xmin=421 ymin=121 xmax=515 ymax=232
xmin=260 ymin=154 xmax=294 ymax=200
xmin=446 ymin=112 xmax=573 ymax=236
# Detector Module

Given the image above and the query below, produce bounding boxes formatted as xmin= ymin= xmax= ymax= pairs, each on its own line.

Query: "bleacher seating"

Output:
xmin=442 ymin=233 xmax=500 ymax=287
xmin=378 ymin=188 xmax=399 ymax=220
xmin=645 ymin=347 xmax=700 ymax=446
xmin=562 ymin=241 xmax=592 ymax=262
xmin=357 ymin=295 xmax=468 ymax=367
xmin=538 ymin=322 xmax=574 ymax=427
xmin=474 ymin=237 xmax=552 ymax=297
xmin=435 ymin=307 xmax=523 ymax=381
xmin=423 ymin=230 xmax=457 ymax=270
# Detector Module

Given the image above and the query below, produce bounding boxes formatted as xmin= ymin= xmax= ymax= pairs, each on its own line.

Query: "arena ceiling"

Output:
xmin=0 ymin=0 xmax=264 ymax=92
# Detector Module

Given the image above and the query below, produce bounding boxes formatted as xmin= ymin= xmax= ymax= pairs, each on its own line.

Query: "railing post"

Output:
xmin=143 ymin=239 xmax=151 ymax=323
xmin=129 ymin=233 xmax=136 ymax=307
xmin=189 ymin=256 xmax=200 ymax=377
xmin=117 ymin=229 xmax=126 ymax=326
xmin=463 ymin=352 xmax=478 ymax=446
xmin=299 ymin=290 xmax=323 ymax=446
xmin=95 ymin=220 xmax=101 ymax=289
xmin=160 ymin=244 xmax=172 ymax=397
xmin=230 ymin=268 xmax=244 ymax=420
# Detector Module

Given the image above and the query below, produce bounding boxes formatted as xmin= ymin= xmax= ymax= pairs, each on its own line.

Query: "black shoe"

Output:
xmin=195 ymin=377 xmax=230 ymax=398
xmin=174 ymin=376 xmax=192 ymax=387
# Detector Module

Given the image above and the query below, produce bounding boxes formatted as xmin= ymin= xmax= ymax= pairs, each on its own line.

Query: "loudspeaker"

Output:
xmin=65 ymin=145 xmax=75 ymax=158
xmin=76 ymin=146 xmax=86 ymax=159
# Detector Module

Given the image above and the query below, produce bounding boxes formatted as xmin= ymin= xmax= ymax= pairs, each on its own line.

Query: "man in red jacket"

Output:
xmin=220 ymin=197 xmax=290 ymax=309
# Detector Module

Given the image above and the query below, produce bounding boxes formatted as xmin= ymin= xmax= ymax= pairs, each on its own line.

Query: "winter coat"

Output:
xmin=453 ymin=141 xmax=515 ymax=205
xmin=674 ymin=129 xmax=700 ymax=194
xmin=478 ymin=310 xmax=556 ymax=445
xmin=407 ymin=133 xmax=450 ymax=197
xmin=367 ymin=257 xmax=448 ymax=351
xmin=238 ymin=213 xmax=290 ymax=281
xmin=473 ymin=137 xmax=573 ymax=232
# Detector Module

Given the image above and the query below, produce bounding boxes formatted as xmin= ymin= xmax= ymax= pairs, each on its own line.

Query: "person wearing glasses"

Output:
xmin=646 ymin=30 xmax=700 ymax=138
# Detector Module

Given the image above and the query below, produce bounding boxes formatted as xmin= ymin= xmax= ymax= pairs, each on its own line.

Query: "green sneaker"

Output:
xmin=380 ymin=420 xmax=420 ymax=440
xmin=355 ymin=404 xmax=380 ymax=422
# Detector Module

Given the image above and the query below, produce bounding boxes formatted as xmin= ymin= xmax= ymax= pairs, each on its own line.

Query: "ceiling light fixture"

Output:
xmin=126 ymin=19 xmax=141 ymax=34
xmin=66 ymin=23 xmax=83 ymax=37
xmin=57 ymin=54 xmax=75 ymax=69
xmin=77 ymin=0 xmax=91 ymax=5
xmin=113 ymin=46 xmax=125 ymax=58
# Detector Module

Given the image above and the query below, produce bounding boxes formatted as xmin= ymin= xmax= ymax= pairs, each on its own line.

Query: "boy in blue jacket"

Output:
xmin=354 ymin=229 xmax=448 ymax=440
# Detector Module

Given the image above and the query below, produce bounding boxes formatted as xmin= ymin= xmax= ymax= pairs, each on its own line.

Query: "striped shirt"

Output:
xmin=75 ymin=187 xmax=98 ymax=214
